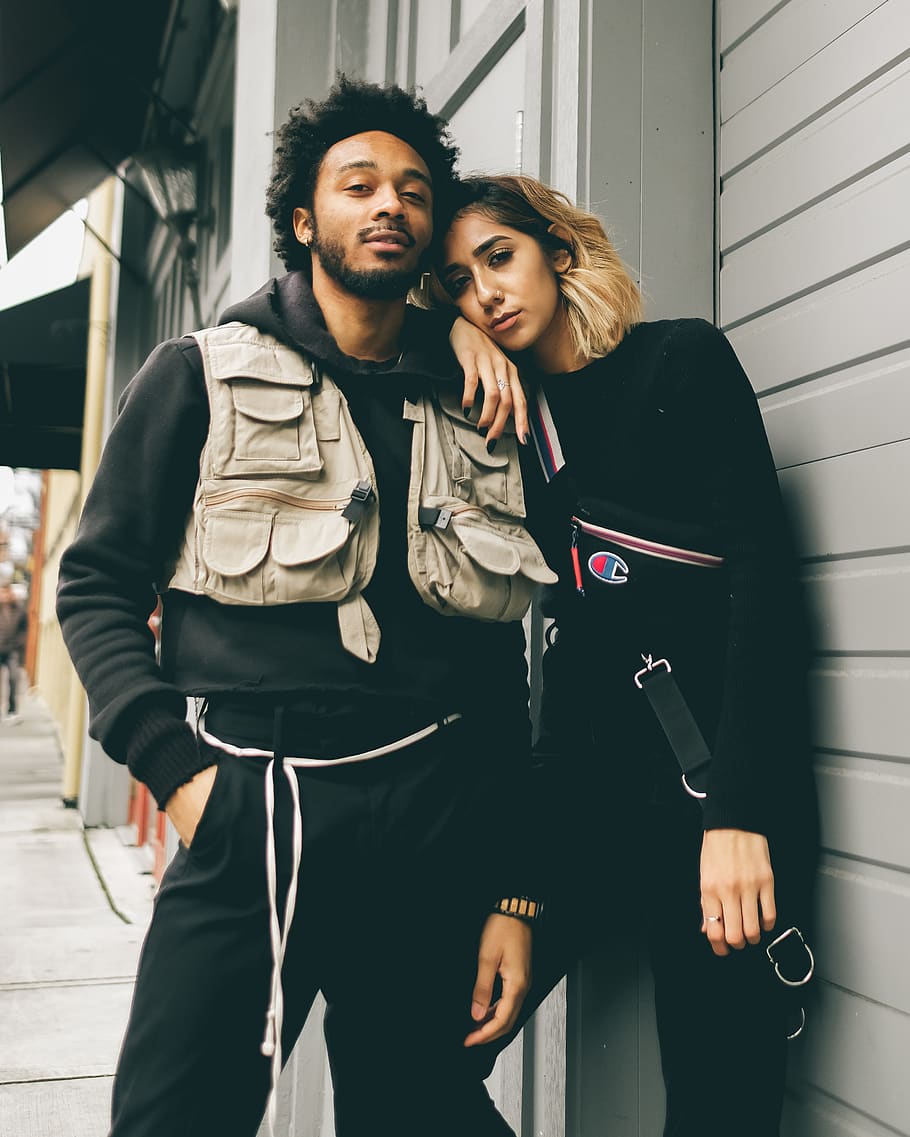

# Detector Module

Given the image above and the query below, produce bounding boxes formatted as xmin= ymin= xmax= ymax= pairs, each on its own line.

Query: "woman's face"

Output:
xmin=440 ymin=212 xmax=567 ymax=357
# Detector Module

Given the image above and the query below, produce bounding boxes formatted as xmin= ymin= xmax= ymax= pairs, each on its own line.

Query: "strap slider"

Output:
xmin=633 ymin=653 xmax=671 ymax=689
xmin=418 ymin=505 xmax=452 ymax=531
xmin=342 ymin=480 xmax=374 ymax=521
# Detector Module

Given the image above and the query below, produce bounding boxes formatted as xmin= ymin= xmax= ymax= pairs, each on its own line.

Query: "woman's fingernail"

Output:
xmin=472 ymin=1001 xmax=487 ymax=1021
xmin=520 ymin=432 xmax=530 ymax=446
xmin=463 ymin=406 xmax=471 ymax=419
xmin=487 ymin=439 xmax=498 ymax=454
xmin=478 ymin=426 xmax=488 ymax=437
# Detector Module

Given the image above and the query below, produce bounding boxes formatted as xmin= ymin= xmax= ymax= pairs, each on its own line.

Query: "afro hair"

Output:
xmin=265 ymin=74 xmax=460 ymax=271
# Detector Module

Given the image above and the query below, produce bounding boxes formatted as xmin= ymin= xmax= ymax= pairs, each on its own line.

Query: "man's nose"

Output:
xmin=371 ymin=187 xmax=406 ymax=219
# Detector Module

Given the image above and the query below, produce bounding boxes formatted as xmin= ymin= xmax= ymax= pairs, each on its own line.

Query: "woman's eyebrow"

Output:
xmin=443 ymin=235 xmax=509 ymax=275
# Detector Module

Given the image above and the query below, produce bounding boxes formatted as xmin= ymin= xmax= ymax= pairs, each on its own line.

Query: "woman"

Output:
xmin=440 ymin=175 xmax=819 ymax=1135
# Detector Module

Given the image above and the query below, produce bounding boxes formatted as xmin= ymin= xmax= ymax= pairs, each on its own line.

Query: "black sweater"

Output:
xmin=519 ymin=318 xmax=814 ymax=836
xmin=56 ymin=273 xmax=531 ymax=807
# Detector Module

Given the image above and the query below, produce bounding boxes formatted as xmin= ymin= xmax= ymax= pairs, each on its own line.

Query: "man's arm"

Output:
xmin=56 ymin=339 xmax=212 ymax=808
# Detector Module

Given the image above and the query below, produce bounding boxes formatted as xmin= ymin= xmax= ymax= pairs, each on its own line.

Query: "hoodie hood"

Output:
xmin=217 ymin=271 xmax=459 ymax=384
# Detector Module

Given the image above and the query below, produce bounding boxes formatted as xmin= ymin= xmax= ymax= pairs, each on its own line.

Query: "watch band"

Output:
xmin=492 ymin=895 xmax=544 ymax=923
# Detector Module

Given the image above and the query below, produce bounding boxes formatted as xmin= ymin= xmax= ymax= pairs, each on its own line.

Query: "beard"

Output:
xmin=310 ymin=222 xmax=423 ymax=300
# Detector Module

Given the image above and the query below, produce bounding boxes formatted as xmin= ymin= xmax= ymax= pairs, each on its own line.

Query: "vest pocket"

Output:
xmin=437 ymin=399 xmax=512 ymax=513
xmin=412 ymin=495 xmax=557 ymax=621
xmin=211 ymin=380 xmax=323 ymax=477
xmin=199 ymin=502 xmax=355 ymax=606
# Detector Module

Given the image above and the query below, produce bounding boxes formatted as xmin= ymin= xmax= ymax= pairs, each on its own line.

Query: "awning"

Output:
xmin=0 ymin=0 xmax=172 ymax=260
xmin=0 ymin=278 xmax=91 ymax=470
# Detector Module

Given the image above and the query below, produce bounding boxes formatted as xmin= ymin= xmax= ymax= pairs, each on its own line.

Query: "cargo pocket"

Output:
xmin=413 ymin=497 xmax=557 ymax=621
xmin=268 ymin=509 xmax=353 ymax=603
xmin=437 ymin=399 xmax=511 ymax=513
xmin=201 ymin=510 xmax=272 ymax=603
xmin=211 ymin=380 xmax=323 ymax=477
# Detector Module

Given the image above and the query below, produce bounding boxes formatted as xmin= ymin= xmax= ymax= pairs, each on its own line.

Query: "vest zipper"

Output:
xmin=205 ymin=487 xmax=351 ymax=511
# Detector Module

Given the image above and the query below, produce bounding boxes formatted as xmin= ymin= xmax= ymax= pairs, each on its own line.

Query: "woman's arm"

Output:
xmin=448 ymin=316 xmax=529 ymax=446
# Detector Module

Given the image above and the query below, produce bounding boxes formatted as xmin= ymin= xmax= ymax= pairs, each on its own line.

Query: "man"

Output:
xmin=0 ymin=582 xmax=26 ymax=723
xmin=57 ymin=76 xmax=549 ymax=1137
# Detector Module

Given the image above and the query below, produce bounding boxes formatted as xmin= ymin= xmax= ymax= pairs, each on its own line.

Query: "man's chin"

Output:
xmin=337 ymin=265 xmax=421 ymax=301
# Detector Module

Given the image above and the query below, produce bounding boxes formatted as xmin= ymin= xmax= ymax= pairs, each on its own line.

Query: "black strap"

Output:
xmin=636 ymin=663 xmax=712 ymax=799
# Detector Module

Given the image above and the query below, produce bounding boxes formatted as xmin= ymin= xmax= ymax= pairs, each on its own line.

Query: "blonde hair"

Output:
xmin=433 ymin=174 xmax=643 ymax=359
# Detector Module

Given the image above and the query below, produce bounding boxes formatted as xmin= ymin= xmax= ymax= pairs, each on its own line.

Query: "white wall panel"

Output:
xmin=787 ymin=983 xmax=910 ymax=1133
xmin=721 ymin=0 xmax=910 ymax=175
xmin=718 ymin=0 xmax=781 ymax=52
xmin=721 ymin=57 xmax=910 ymax=249
xmin=727 ymin=248 xmax=910 ymax=392
xmin=809 ymin=661 xmax=910 ymax=759
xmin=721 ymin=0 xmax=888 ymax=122
xmin=815 ymin=755 xmax=910 ymax=868
xmin=802 ymin=556 xmax=910 ymax=654
xmin=721 ymin=154 xmax=910 ymax=325
xmin=784 ymin=1084 xmax=910 ymax=1137
xmin=779 ymin=440 xmax=910 ymax=559
xmin=813 ymin=858 xmax=910 ymax=1011
xmin=762 ymin=347 xmax=910 ymax=467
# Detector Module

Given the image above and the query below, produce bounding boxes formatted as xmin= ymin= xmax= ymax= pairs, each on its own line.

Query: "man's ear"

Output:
xmin=547 ymin=222 xmax=574 ymax=274
xmin=293 ymin=207 xmax=313 ymax=248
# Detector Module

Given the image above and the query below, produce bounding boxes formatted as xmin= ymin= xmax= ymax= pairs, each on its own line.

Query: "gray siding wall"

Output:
xmin=717 ymin=3 xmax=910 ymax=1135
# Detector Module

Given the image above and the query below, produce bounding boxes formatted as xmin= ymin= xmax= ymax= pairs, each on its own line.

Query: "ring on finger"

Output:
xmin=495 ymin=378 xmax=509 ymax=391
xmin=705 ymin=914 xmax=723 ymax=923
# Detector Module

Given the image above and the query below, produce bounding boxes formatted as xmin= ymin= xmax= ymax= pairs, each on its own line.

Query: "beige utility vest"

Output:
xmin=167 ymin=322 xmax=556 ymax=663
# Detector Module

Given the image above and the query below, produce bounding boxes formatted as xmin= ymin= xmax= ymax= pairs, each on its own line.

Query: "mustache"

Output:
xmin=358 ymin=224 xmax=416 ymax=247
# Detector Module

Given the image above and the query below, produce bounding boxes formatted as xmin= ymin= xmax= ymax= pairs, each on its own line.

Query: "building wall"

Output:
xmin=716 ymin=3 xmax=910 ymax=1135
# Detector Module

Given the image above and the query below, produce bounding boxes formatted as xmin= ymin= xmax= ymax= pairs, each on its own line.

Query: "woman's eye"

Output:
xmin=488 ymin=248 xmax=513 ymax=267
xmin=446 ymin=276 xmax=469 ymax=297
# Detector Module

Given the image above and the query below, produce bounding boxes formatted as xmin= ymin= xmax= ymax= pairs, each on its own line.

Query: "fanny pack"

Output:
xmin=533 ymin=387 xmax=814 ymax=1035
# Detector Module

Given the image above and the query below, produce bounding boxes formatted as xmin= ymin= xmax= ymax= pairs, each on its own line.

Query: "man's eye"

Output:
xmin=402 ymin=191 xmax=426 ymax=203
xmin=345 ymin=184 xmax=370 ymax=193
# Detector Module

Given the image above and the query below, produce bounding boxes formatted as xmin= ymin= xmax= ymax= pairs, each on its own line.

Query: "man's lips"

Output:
xmin=491 ymin=310 xmax=520 ymax=331
xmin=362 ymin=228 xmax=414 ymax=250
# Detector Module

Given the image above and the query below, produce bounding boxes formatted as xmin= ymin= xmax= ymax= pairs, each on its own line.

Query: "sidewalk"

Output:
xmin=0 ymin=692 xmax=155 ymax=1137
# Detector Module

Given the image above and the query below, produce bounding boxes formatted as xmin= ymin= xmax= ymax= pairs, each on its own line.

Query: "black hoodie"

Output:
xmin=57 ymin=273 xmax=531 ymax=806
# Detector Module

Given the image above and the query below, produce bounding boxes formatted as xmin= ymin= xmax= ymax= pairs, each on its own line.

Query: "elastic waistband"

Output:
xmin=202 ymin=700 xmax=454 ymax=759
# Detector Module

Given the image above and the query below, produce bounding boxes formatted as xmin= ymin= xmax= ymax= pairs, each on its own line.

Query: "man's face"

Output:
xmin=296 ymin=130 xmax=434 ymax=300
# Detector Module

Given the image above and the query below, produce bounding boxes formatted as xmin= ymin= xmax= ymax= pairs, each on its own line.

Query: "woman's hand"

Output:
xmin=699 ymin=828 xmax=776 ymax=957
xmin=463 ymin=913 xmax=532 ymax=1047
xmin=449 ymin=316 xmax=529 ymax=447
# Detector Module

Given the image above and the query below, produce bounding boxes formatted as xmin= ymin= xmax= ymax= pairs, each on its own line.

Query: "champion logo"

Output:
xmin=588 ymin=551 xmax=630 ymax=584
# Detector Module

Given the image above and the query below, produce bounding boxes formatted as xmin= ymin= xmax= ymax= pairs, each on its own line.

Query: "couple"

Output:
xmin=57 ymin=75 xmax=817 ymax=1137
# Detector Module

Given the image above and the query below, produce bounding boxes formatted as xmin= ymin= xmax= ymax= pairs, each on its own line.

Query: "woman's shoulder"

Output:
xmin=625 ymin=317 xmax=750 ymax=401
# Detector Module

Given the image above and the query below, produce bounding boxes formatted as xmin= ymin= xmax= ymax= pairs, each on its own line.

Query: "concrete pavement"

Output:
xmin=0 ymin=691 xmax=155 ymax=1137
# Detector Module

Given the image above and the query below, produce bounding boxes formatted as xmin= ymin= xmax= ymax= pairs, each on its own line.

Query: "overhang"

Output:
xmin=0 ymin=278 xmax=91 ymax=470
xmin=0 ymin=1 xmax=172 ymax=260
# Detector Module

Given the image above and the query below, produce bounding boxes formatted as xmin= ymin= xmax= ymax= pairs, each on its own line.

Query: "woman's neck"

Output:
xmin=531 ymin=305 xmax=593 ymax=374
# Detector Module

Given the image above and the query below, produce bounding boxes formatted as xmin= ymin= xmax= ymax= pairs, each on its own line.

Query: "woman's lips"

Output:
xmin=491 ymin=311 xmax=520 ymax=332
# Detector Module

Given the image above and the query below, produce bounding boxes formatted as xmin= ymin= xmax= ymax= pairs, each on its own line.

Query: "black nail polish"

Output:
xmin=520 ymin=432 xmax=531 ymax=446
xmin=463 ymin=406 xmax=471 ymax=419
xmin=478 ymin=426 xmax=488 ymax=437
xmin=486 ymin=439 xmax=497 ymax=455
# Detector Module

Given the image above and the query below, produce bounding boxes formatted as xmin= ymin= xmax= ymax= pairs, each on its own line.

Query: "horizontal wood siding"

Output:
xmin=718 ymin=2 xmax=910 ymax=1133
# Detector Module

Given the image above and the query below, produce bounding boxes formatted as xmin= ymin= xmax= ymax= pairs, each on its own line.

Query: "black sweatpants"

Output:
xmin=470 ymin=730 xmax=818 ymax=1137
xmin=109 ymin=719 xmax=520 ymax=1137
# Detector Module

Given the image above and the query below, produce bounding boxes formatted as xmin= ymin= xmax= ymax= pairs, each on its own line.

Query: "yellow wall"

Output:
xmin=34 ymin=178 xmax=117 ymax=800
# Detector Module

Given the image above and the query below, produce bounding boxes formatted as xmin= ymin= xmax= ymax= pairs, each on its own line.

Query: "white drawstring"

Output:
xmin=198 ymin=713 xmax=461 ymax=1136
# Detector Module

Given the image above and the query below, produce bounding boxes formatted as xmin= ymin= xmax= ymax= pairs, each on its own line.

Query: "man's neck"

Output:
xmin=311 ymin=268 xmax=407 ymax=362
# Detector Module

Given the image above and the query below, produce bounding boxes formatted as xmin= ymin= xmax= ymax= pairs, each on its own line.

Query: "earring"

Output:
xmin=302 ymin=233 xmax=312 ymax=248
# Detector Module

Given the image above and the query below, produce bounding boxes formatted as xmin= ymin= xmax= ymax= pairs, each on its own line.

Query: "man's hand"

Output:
xmin=700 ymin=828 xmax=776 ymax=957
xmin=449 ymin=317 xmax=529 ymax=446
xmin=165 ymin=764 xmax=218 ymax=848
xmin=464 ymin=913 xmax=532 ymax=1047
